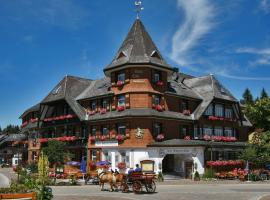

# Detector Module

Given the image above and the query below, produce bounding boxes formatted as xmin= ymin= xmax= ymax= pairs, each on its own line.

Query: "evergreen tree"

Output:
xmin=241 ymin=88 xmax=254 ymax=105
xmin=260 ymin=88 xmax=268 ymax=99
xmin=2 ymin=124 xmax=20 ymax=134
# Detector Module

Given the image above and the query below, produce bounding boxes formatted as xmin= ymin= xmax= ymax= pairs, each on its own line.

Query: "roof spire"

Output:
xmin=135 ymin=1 xmax=144 ymax=19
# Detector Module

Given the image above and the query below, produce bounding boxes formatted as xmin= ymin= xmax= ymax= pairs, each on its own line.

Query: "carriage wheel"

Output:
xmin=132 ymin=181 xmax=142 ymax=193
xmin=121 ymin=182 xmax=129 ymax=193
xmin=145 ymin=180 xmax=156 ymax=193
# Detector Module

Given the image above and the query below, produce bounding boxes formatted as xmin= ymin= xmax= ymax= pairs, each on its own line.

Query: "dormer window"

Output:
xmin=117 ymin=51 xmax=126 ymax=60
xmin=151 ymin=50 xmax=161 ymax=59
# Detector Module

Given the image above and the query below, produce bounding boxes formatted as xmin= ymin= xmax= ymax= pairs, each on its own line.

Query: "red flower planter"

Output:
xmin=155 ymin=105 xmax=163 ymax=112
xmin=117 ymin=80 xmax=124 ymax=87
xmin=156 ymin=81 xmax=164 ymax=86
xmin=156 ymin=134 xmax=164 ymax=141
xmin=117 ymin=106 xmax=125 ymax=112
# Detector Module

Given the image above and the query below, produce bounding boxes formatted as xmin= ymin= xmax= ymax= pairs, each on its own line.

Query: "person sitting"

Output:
xmin=134 ymin=164 xmax=142 ymax=172
xmin=128 ymin=167 xmax=134 ymax=175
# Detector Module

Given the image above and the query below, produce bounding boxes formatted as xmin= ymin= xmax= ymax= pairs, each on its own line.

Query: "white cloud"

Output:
xmin=170 ymin=0 xmax=215 ymax=66
xmin=259 ymin=0 xmax=270 ymax=14
xmin=236 ymin=47 xmax=270 ymax=66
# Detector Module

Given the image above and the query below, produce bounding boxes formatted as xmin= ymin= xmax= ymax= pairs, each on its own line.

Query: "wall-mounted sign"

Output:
xmin=95 ymin=140 xmax=118 ymax=147
xmin=136 ymin=127 xmax=144 ymax=139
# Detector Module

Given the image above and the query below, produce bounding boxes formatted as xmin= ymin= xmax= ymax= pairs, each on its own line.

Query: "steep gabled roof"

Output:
xmin=76 ymin=77 xmax=113 ymax=101
xmin=40 ymin=75 xmax=92 ymax=120
xmin=104 ymin=19 xmax=172 ymax=72
xmin=184 ymin=74 xmax=238 ymax=119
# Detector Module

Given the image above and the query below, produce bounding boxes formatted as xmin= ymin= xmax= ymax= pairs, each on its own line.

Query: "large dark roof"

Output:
xmin=40 ymin=75 xmax=92 ymax=120
xmin=184 ymin=74 xmax=238 ymax=119
xmin=104 ymin=19 xmax=172 ymax=72
xmin=20 ymin=103 xmax=40 ymax=119
xmin=76 ymin=77 xmax=113 ymax=101
xmin=86 ymin=108 xmax=193 ymax=122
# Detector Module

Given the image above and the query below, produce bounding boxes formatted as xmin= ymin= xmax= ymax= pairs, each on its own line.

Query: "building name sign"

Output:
xmin=161 ymin=149 xmax=193 ymax=154
xmin=95 ymin=140 xmax=118 ymax=147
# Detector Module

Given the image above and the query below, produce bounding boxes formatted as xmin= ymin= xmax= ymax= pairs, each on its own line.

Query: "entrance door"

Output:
xmin=185 ymin=161 xmax=193 ymax=179
xmin=162 ymin=154 xmax=174 ymax=173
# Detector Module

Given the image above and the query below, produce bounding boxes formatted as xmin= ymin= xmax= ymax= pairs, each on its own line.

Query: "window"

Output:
xmin=117 ymin=72 xmax=125 ymax=82
xmin=204 ymin=104 xmax=213 ymax=116
xmin=91 ymin=126 xmax=97 ymax=136
xmin=91 ymin=150 xmax=97 ymax=162
xmin=153 ymin=73 xmax=160 ymax=83
xmin=194 ymin=126 xmax=201 ymax=139
xmin=214 ymin=126 xmax=223 ymax=136
xmin=225 ymin=107 xmax=233 ymax=119
xmin=153 ymin=95 xmax=161 ymax=105
xmin=224 ymin=127 xmax=233 ymax=137
xmin=102 ymin=99 xmax=109 ymax=109
xmin=103 ymin=151 xmax=110 ymax=162
xmin=102 ymin=126 xmax=109 ymax=135
xmin=203 ymin=125 xmax=213 ymax=136
xmin=91 ymin=101 xmax=97 ymax=111
xmin=153 ymin=123 xmax=162 ymax=136
xmin=117 ymin=124 xmax=126 ymax=135
xmin=180 ymin=100 xmax=188 ymax=112
xmin=118 ymin=95 xmax=125 ymax=107
xmin=180 ymin=125 xmax=189 ymax=137
xmin=215 ymin=104 xmax=224 ymax=117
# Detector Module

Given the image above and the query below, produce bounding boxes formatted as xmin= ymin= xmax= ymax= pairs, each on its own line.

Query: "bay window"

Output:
xmin=215 ymin=104 xmax=224 ymax=117
xmin=203 ymin=125 xmax=213 ymax=136
xmin=102 ymin=99 xmax=109 ymax=109
xmin=214 ymin=126 xmax=223 ymax=136
xmin=204 ymin=104 xmax=213 ymax=116
xmin=225 ymin=107 xmax=233 ymax=119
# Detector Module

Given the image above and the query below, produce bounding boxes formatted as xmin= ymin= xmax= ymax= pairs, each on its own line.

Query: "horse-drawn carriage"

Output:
xmin=122 ymin=172 xmax=156 ymax=193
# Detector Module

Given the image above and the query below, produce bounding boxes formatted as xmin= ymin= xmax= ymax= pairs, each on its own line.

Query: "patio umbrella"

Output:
xmin=80 ymin=158 xmax=87 ymax=173
xmin=96 ymin=161 xmax=111 ymax=167
xmin=66 ymin=161 xmax=81 ymax=166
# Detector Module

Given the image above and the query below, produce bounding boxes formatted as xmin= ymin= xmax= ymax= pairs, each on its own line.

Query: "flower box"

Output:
xmin=156 ymin=80 xmax=164 ymax=86
xmin=182 ymin=109 xmax=191 ymax=116
xmin=117 ymin=105 xmax=125 ymax=112
xmin=21 ymin=121 xmax=28 ymax=128
xmin=155 ymin=105 xmax=163 ymax=112
xmin=100 ymin=135 xmax=106 ymax=141
xmin=116 ymin=80 xmax=124 ymax=87
xmin=100 ymin=108 xmax=107 ymax=114
xmin=156 ymin=134 xmax=164 ymax=141
xmin=203 ymin=135 xmax=211 ymax=141
xmin=116 ymin=134 xmax=124 ymax=142
xmin=184 ymin=135 xmax=191 ymax=140
xmin=89 ymin=136 xmax=96 ymax=142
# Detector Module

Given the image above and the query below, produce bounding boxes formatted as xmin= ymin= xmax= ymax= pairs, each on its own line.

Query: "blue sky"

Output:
xmin=0 ymin=0 xmax=270 ymax=128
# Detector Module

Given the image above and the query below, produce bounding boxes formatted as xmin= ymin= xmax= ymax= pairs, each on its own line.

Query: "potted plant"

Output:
xmin=155 ymin=105 xmax=163 ymax=112
xmin=116 ymin=80 xmax=124 ymax=87
xmin=116 ymin=134 xmax=124 ymax=142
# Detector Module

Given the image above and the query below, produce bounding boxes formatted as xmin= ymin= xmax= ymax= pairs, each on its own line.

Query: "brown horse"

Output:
xmin=97 ymin=168 xmax=126 ymax=192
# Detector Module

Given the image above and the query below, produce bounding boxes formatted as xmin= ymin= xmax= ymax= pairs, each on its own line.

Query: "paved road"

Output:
xmin=52 ymin=183 xmax=270 ymax=200
xmin=0 ymin=171 xmax=10 ymax=188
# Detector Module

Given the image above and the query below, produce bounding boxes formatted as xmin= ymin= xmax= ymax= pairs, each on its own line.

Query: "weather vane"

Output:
xmin=135 ymin=1 xmax=144 ymax=19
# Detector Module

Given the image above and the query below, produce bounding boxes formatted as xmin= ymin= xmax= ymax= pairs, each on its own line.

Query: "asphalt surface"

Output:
xmin=52 ymin=183 xmax=270 ymax=200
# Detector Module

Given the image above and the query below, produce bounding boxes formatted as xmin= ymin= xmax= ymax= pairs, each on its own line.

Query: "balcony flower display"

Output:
xmin=30 ymin=118 xmax=38 ymax=123
xmin=100 ymin=108 xmax=107 ymax=114
xmin=156 ymin=80 xmax=163 ymax=86
xmin=184 ymin=135 xmax=191 ymax=140
xmin=89 ymin=136 xmax=96 ymax=142
xmin=117 ymin=162 xmax=126 ymax=170
xmin=39 ymin=138 xmax=48 ymax=143
xmin=155 ymin=105 xmax=163 ymax=112
xmin=43 ymin=114 xmax=76 ymax=122
xmin=100 ymin=135 xmax=106 ymax=141
xmin=21 ymin=121 xmax=28 ymax=128
xmin=109 ymin=131 xmax=116 ymax=139
xmin=156 ymin=134 xmax=164 ymax=141
xmin=203 ymin=135 xmax=211 ymax=141
xmin=203 ymin=135 xmax=237 ymax=142
xmin=116 ymin=80 xmax=124 ymax=87
xmin=206 ymin=160 xmax=243 ymax=167
xmin=117 ymin=105 xmax=125 ymax=112
xmin=182 ymin=109 xmax=191 ymax=116
xmin=116 ymin=134 xmax=124 ymax=142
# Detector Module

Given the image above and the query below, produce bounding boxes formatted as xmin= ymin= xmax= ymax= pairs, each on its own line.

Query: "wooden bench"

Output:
xmin=0 ymin=192 xmax=36 ymax=200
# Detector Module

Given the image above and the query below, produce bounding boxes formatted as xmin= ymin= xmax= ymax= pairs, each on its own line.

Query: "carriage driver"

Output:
xmin=134 ymin=164 xmax=142 ymax=172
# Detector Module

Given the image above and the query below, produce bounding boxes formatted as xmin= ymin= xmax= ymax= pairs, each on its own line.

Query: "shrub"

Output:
xmin=194 ymin=171 xmax=200 ymax=181
xmin=202 ymin=168 xmax=215 ymax=179
xmin=157 ymin=171 xmax=164 ymax=182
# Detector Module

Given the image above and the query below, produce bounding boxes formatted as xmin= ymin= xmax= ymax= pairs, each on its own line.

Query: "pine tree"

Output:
xmin=241 ymin=88 xmax=254 ymax=105
xmin=260 ymin=88 xmax=268 ymax=100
